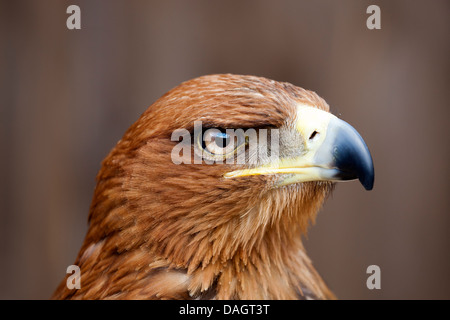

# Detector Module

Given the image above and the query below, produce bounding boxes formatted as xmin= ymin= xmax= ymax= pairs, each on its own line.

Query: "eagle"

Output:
xmin=53 ymin=74 xmax=374 ymax=300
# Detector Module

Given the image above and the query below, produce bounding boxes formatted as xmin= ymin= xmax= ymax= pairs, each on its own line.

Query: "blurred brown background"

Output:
xmin=1 ymin=0 xmax=449 ymax=299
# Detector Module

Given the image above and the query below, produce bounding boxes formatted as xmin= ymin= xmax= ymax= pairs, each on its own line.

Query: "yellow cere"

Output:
xmin=224 ymin=104 xmax=336 ymax=184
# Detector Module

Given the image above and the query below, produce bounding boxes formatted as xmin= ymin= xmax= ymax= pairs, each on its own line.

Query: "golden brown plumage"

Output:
xmin=52 ymin=74 xmax=373 ymax=300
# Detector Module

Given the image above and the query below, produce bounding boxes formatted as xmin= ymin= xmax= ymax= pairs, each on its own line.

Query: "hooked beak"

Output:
xmin=224 ymin=105 xmax=374 ymax=190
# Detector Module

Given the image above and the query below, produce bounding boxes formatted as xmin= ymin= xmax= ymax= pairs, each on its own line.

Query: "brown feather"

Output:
xmin=53 ymin=74 xmax=335 ymax=300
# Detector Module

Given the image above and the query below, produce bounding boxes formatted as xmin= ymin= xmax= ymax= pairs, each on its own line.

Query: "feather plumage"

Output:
xmin=53 ymin=74 xmax=346 ymax=300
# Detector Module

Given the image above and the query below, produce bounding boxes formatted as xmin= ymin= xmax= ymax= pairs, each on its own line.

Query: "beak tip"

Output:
xmin=359 ymin=162 xmax=374 ymax=190
xmin=327 ymin=117 xmax=375 ymax=191
xmin=361 ymin=177 xmax=374 ymax=190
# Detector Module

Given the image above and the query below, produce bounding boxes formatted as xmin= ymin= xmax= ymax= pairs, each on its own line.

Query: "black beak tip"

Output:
xmin=359 ymin=153 xmax=374 ymax=191
xmin=360 ymin=173 xmax=374 ymax=190
xmin=320 ymin=116 xmax=375 ymax=191
xmin=331 ymin=121 xmax=375 ymax=191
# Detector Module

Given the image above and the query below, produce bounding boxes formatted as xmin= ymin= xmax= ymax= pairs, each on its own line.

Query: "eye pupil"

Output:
xmin=199 ymin=129 xmax=241 ymax=158
xmin=214 ymin=132 xmax=230 ymax=148
xmin=198 ymin=128 xmax=250 ymax=160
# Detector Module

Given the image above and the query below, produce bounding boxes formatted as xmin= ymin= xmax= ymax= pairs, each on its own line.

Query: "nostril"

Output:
xmin=309 ymin=130 xmax=319 ymax=140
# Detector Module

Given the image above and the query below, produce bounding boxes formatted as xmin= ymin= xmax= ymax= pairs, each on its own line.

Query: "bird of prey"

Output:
xmin=53 ymin=74 xmax=374 ymax=300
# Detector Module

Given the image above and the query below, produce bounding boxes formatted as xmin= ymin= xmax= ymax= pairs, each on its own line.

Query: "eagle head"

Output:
xmin=54 ymin=74 xmax=374 ymax=300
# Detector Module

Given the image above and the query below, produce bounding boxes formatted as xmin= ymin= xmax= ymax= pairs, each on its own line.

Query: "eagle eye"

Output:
xmin=197 ymin=128 xmax=246 ymax=160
